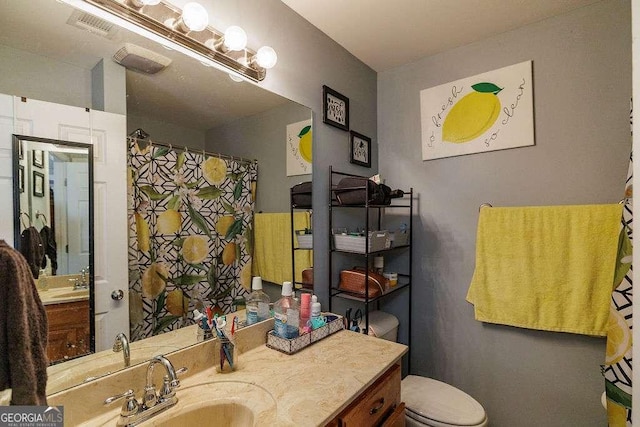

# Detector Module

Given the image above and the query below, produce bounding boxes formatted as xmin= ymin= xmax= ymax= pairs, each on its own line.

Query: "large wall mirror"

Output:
xmin=1 ymin=0 xmax=312 ymax=395
xmin=12 ymin=134 xmax=95 ymax=363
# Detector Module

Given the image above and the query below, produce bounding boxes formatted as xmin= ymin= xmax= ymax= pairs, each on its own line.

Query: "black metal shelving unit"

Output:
xmin=290 ymin=185 xmax=313 ymax=291
xmin=328 ymin=166 xmax=413 ymax=370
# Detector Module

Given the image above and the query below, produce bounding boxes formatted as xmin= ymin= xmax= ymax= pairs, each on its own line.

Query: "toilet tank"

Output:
xmin=366 ymin=311 xmax=399 ymax=342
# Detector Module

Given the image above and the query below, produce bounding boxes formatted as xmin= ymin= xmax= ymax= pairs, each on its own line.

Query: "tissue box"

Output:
xmin=266 ymin=314 xmax=344 ymax=355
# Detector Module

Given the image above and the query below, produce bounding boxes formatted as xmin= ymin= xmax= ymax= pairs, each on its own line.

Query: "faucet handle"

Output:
xmin=104 ymin=389 xmax=138 ymax=417
xmin=171 ymin=366 xmax=188 ymax=388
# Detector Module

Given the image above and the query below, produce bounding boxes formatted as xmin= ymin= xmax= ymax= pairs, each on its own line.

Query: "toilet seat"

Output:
xmin=402 ymin=376 xmax=487 ymax=427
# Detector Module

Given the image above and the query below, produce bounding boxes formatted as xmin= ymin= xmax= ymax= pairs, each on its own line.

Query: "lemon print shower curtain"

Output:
xmin=127 ymin=141 xmax=257 ymax=340
xmin=603 ymin=150 xmax=633 ymax=426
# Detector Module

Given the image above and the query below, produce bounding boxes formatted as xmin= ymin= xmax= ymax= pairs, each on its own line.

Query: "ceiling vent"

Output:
xmin=113 ymin=43 xmax=172 ymax=74
xmin=67 ymin=10 xmax=118 ymax=39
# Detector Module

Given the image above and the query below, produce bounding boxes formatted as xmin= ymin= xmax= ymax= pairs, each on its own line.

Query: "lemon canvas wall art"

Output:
xmin=286 ymin=119 xmax=312 ymax=176
xmin=420 ymin=60 xmax=534 ymax=160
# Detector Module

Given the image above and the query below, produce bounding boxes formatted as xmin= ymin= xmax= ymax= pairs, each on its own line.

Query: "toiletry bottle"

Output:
xmin=246 ymin=276 xmax=271 ymax=325
xmin=299 ymin=293 xmax=311 ymax=333
xmin=309 ymin=295 xmax=324 ymax=329
xmin=273 ymin=281 xmax=300 ymax=339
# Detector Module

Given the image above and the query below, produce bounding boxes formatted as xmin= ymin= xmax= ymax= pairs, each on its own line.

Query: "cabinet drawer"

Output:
xmin=338 ymin=363 xmax=401 ymax=426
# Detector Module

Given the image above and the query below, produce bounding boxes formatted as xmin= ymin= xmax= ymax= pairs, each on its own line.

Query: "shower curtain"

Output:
xmin=127 ymin=140 xmax=257 ymax=340
xmin=603 ymin=106 xmax=633 ymax=425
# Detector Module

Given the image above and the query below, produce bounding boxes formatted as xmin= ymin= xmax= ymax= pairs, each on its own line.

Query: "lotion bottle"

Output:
xmin=246 ymin=277 xmax=271 ymax=325
xmin=273 ymin=281 xmax=300 ymax=339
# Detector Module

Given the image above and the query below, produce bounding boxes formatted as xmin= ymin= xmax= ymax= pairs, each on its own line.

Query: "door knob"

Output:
xmin=111 ymin=290 xmax=124 ymax=300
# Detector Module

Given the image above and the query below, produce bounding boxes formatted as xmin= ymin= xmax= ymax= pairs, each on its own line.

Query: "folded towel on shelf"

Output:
xmin=466 ymin=204 xmax=623 ymax=336
xmin=252 ymin=212 xmax=312 ymax=285
xmin=0 ymin=240 xmax=49 ymax=405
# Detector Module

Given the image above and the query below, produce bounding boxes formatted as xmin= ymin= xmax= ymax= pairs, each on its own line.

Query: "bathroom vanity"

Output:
xmin=37 ymin=274 xmax=91 ymax=363
xmin=47 ymin=319 xmax=408 ymax=426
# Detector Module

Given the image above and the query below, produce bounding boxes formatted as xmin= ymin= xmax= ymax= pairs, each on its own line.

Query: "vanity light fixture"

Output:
xmin=63 ymin=0 xmax=277 ymax=81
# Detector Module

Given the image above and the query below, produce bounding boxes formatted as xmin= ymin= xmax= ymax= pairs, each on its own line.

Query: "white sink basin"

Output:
xmin=138 ymin=381 xmax=277 ymax=426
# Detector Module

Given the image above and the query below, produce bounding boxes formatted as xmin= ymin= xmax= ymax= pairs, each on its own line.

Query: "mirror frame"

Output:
xmin=12 ymin=134 xmax=96 ymax=360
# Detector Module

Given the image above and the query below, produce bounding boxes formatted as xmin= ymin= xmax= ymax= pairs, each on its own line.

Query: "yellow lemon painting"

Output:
xmin=442 ymin=82 xmax=502 ymax=143
xmin=298 ymin=125 xmax=312 ymax=163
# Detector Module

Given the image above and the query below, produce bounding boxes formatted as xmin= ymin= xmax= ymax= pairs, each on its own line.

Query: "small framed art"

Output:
xmin=33 ymin=171 xmax=45 ymax=197
xmin=350 ymin=131 xmax=371 ymax=168
xmin=33 ymin=149 xmax=44 ymax=168
xmin=323 ymin=85 xmax=349 ymax=131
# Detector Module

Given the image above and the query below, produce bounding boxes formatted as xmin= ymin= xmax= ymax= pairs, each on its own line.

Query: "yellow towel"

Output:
xmin=466 ymin=204 xmax=622 ymax=336
xmin=252 ymin=212 xmax=312 ymax=285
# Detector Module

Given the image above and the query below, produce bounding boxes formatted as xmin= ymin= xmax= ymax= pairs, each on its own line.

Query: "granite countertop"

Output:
xmin=52 ymin=323 xmax=407 ymax=427
xmin=37 ymin=274 xmax=88 ymax=306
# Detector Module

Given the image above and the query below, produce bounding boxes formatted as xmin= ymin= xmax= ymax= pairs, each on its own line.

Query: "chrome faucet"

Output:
xmin=104 ymin=355 xmax=187 ymax=427
xmin=73 ymin=266 xmax=90 ymax=290
xmin=112 ymin=333 xmax=131 ymax=368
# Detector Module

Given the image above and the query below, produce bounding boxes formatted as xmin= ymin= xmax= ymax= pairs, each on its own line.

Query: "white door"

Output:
xmin=8 ymin=96 xmax=128 ymax=352
xmin=66 ymin=162 xmax=90 ymax=274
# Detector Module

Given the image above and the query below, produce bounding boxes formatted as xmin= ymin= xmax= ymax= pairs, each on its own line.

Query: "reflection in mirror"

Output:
xmin=1 ymin=0 xmax=311 ymax=394
xmin=12 ymin=134 xmax=95 ymax=366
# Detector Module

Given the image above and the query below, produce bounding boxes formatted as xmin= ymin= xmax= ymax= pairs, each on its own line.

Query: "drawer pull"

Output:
xmin=369 ymin=397 xmax=385 ymax=415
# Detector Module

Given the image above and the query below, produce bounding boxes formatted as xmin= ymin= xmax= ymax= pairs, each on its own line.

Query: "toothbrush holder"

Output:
xmin=213 ymin=336 xmax=237 ymax=373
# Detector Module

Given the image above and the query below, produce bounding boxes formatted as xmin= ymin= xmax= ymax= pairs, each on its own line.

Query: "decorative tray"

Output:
xmin=266 ymin=313 xmax=344 ymax=355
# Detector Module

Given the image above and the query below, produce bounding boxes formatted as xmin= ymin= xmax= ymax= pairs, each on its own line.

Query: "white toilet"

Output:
xmin=367 ymin=311 xmax=489 ymax=427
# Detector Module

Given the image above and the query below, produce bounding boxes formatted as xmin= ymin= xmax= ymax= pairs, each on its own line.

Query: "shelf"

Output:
xmin=328 ymin=166 xmax=413 ymax=372
xmin=330 ymin=281 xmax=410 ymax=304
xmin=330 ymin=202 xmax=412 ymax=209
xmin=330 ymin=244 xmax=410 ymax=255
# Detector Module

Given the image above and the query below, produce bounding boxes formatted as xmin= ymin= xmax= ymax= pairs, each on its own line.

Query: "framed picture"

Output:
xmin=18 ymin=165 xmax=24 ymax=193
xmin=33 ymin=171 xmax=45 ymax=197
xmin=323 ymin=85 xmax=349 ymax=131
xmin=350 ymin=131 xmax=371 ymax=168
xmin=33 ymin=149 xmax=44 ymax=168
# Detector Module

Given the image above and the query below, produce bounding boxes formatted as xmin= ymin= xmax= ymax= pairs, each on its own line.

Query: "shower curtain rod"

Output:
xmin=127 ymin=136 xmax=256 ymax=165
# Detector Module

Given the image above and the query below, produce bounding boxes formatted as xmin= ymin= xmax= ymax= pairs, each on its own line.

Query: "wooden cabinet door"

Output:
xmin=337 ymin=364 xmax=401 ymax=426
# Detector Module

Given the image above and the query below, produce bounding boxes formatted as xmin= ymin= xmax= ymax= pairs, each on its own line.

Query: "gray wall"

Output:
xmin=0 ymin=45 xmax=92 ymax=108
xmin=126 ymin=113 xmax=206 ymax=149
xmin=378 ymin=1 xmax=631 ymax=426
xmin=205 ymin=101 xmax=311 ymax=213
xmin=198 ymin=0 xmax=378 ymax=303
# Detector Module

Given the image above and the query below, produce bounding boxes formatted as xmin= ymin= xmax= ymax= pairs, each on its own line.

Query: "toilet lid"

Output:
xmin=402 ymin=376 xmax=486 ymax=426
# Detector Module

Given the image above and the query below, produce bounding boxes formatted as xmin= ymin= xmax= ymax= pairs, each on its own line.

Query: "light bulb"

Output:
xmin=127 ymin=0 xmax=160 ymax=7
xmin=223 ymin=26 xmax=247 ymax=52
xmin=181 ymin=2 xmax=209 ymax=32
xmin=254 ymin=46 xmax=277 ymax=69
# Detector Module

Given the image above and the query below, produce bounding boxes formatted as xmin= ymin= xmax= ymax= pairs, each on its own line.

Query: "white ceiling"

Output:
xmin=281 ymin=0 xmax=602 ymax=72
